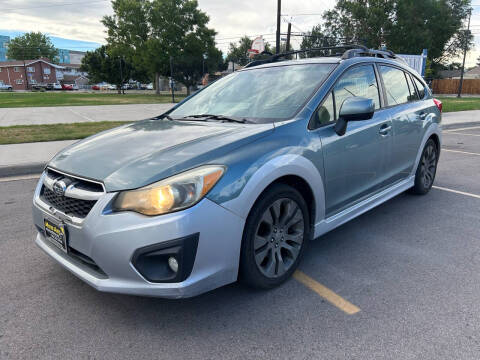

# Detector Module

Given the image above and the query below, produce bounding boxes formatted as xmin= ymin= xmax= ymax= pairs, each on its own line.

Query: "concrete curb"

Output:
xmin=0 ymin=163 xmax=45 ymax=178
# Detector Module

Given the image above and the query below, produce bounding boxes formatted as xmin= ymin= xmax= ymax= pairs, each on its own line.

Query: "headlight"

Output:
xmin=113 ymin=165 xmax=225 ymax=216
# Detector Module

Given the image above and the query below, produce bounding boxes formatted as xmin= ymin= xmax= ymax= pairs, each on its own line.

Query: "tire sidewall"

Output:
xmin=414 ymin=138 xmax=438 ymax=194
xmin=239 ymin=183 xmax=311 ymax=289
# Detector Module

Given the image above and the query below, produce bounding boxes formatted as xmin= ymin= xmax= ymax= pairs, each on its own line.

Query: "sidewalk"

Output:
xmin=0 ymin=103 xmax=175 ymax=126
xmin=1 ymin=110 xmax=479 ymax=178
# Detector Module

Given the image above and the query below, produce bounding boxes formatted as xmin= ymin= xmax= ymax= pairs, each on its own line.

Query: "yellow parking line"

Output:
xmin=443 ymin=148 xmax=480 ymax=156
xmin=433 ymin=186 xmax=480 ymax=200
xmin=293 ymin=270 xmax=361 ymax=315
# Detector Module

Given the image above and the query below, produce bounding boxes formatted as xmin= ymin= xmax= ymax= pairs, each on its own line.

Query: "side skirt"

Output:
xmin=313 ymin=176 xmax=415 ymax=239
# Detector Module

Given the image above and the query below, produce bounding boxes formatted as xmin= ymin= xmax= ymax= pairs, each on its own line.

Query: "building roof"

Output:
xmin=62 ymin=74 xmax=88 ymax=83
xmin=0 ymin=58 xmax=65 ymax=69
xmin=466 ymin=66 xmax=480 ymax=75
xmin=438 ymin=69 xmax=462 ymax=79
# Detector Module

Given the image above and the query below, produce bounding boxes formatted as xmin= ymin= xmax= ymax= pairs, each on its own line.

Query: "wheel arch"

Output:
xmin=219 ymin=154 xmax=325 ymax=226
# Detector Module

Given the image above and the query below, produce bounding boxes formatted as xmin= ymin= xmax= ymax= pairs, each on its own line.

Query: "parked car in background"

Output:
xmin=61 ymin=84 xmax=74 ymax=91
xmin=146 ymin=83 xmax=154 ymax=90
xmin=0 ymin=83 xmax=13 ymax=91
xmin=32 ymin=45 xmax=442 ymax=298
xmin=46 ymin=83 xmax=62 ymax=91
xmin=108 ymin=84 xmax=117 ymax=90
xmin=92 ymin=85 xmax=100 ymax=90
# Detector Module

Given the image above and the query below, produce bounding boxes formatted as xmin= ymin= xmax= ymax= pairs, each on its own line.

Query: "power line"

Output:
xmin=2 ymin=0 xmax=108 ymax=12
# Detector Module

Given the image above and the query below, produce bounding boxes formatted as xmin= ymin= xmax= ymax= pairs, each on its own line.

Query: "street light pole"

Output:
xmin=457 ymin=8 xmax=472 ymax=98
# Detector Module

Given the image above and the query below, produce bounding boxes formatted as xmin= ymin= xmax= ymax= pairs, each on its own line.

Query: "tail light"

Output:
xmin=433 ymin=98 xmax=442 ymax=112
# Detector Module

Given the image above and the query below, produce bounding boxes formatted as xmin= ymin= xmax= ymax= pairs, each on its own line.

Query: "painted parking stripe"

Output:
xmin=433 ymin=186 xmax=480 ymax=200
xmin=0 ymin=174 xmax=40 ymax=182
xmin=443 ymin=131 xmax=480 ymax=137
xmin=444 ymin=125 xmax=480 ymax=132
xmin=293 ymin=271 xmax=361 ymax=315
xmin=443 ymin=148 xmax=480 ymax=156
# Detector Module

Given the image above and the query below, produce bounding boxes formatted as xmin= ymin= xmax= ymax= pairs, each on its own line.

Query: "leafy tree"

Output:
xmin=319 ymin=0 xmax=472 ymax=69
xmin=299 ymin=25 xmax=338 ymax=58
xmin=6 ymin=32 xmax=58 ymax=61
xmin=225 ymin=36 xmax=273 ymax=66
xmin=80 ymin=46 xmax=139 ymax=92
xmin=102 ymin=0 xmax=224 ymax=94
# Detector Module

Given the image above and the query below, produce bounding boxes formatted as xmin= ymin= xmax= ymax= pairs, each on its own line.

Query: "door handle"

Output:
xmin=379 ymin=124 xmax=392 ymax=135
xmin=419 ymin=112 xmax=427 ymax=120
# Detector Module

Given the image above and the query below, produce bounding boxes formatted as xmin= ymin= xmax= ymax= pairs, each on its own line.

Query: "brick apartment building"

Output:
xmin=0 ymin=58 xmax=65 ymax=90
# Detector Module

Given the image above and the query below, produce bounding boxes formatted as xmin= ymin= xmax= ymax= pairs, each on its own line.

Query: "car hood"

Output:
xmin=48 ymin=119 xmax=274 ymax=192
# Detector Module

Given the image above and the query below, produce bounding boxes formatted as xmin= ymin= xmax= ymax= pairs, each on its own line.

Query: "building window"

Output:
xmin=44 ymin=67 xmax=51 ymax=75
xmin=14 ymin=67 xmax=19 ymax=72
xmin=27 ymin=66 xmax=35 ymax=72
xmin=16 ymin=79 xmax=23 ymax=84
xmin=0 ymin=68 xmax=2 ymax=72
xmin=30 ymin=79 xmax=37 ymax=84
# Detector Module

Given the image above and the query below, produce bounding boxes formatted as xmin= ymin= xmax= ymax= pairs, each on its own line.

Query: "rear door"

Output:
xmin=378 ymin=65 xmax=425 ymax=181
xmin=311 ymin=64 xmax=393 ymax=217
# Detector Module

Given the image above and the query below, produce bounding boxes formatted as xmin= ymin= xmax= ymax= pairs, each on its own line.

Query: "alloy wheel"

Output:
xmin=253 ymin=198 xmax=305 ymax=278
xmin=420 ymin=142 xmax=437 ymax=189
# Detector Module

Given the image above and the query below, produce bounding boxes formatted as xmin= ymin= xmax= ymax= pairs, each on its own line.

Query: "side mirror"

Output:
xmin=334 ymin=97 xmax=375 ymax=136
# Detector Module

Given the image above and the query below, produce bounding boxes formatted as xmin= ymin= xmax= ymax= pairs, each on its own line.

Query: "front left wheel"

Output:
xmin=239 ymin=184 xmax=311 ymax=289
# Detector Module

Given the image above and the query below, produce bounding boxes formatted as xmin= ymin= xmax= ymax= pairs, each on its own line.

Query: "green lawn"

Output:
xmin=0 ymin=92 xmax=185 ymax=108
xmin=437 ymin=97 xmax=480 ymax=113
xmin=0 ymin=121 xmax=131 ymax=144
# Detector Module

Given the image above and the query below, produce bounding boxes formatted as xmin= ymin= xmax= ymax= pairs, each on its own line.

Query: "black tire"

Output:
xmin=410 ymin=138 xmax=438 ymax=195
xmin=239 ymin=183 xmax=311 ymax=289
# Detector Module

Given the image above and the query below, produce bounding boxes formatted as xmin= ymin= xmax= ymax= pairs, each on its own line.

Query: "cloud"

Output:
xmin=0 ymin=0 xmax=477 ymax=66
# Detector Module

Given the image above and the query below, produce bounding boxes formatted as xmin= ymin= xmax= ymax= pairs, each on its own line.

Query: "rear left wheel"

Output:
xmin=411 ymin=138 xmax=438 ymax=195
xmin=239 ymin=184 xmax=310 ymax=289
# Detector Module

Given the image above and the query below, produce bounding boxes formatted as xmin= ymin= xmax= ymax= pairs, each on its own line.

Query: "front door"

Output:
xmin=312 ymin=64 xmax=393 ymax=217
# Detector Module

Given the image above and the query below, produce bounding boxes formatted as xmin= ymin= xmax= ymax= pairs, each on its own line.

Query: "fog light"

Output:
xmin=168 ymin=256 xmax=178 ymax=273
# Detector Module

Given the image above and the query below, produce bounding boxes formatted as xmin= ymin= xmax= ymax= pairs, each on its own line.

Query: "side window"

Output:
xmin=310 ymin=92 xmax=335 ymax=129
xmin=405 ymin=73 xmax=419 ymax=102
xmin=379 ymin=66 xmax=411 ymax=106
xmin=413 ymin=76 xmax=427 ymax=99
xmin=334 ymin=65 xmax=380 ymax=119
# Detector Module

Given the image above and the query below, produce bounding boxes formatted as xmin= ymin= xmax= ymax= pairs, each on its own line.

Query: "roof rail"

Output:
xmin=341 ymin=48 xmax=407 ymax=64
xmin=244 ymin=44 xmax=368 ymax=68
xmin=244 ymin=44 xmax=407 ymax=68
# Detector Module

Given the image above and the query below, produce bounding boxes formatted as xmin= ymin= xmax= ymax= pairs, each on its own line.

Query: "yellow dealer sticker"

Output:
xmin=44 ymin=219 xmax=67 ymax=252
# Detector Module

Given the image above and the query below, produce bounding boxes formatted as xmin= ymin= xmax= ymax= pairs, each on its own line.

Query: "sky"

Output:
xmin=1 ymin=0 xmax=480 ymax=67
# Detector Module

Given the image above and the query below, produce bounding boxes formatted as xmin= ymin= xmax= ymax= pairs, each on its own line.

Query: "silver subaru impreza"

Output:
xmin=32 ymin=46 xmax=442 ymax=298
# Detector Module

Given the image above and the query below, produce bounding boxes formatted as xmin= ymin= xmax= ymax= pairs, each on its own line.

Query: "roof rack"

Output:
xmin=244 ymin=44 xmax=406 ymax=68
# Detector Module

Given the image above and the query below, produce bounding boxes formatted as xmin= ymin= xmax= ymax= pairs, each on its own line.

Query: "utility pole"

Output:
xmin=170 ymin=56 xmax=175 ymax=103
xmin=457 ymin=8 xmax=472 ymax=98
xmin=118 ymin=57 xmax=124 ymax=94
xmin=22 ymin=48 xmax=29 ymax=91
xmin=286 ymin=22 xmax=292 ymax=54
xmin=276 ymin=0 xmax=281 ymax=54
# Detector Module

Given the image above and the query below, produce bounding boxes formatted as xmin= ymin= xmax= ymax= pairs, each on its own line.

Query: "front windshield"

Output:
xmin=170 ymin=63 xmax=336 ymax=123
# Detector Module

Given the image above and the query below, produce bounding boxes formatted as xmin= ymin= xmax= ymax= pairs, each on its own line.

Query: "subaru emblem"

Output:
xmin=52 ymin=180 xmax=67 ymax=196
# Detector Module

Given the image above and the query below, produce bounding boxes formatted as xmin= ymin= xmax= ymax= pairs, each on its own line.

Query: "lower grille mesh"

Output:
xmin=41 ymin=187 xmax=96 ymax=218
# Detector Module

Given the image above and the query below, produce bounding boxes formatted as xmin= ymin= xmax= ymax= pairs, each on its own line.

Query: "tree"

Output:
xmin=80 ymin=46 xmax=139 ymax=92
xmin=102 ymin=0 xmax=224 ymax=94
xmin=299 ymin=25 xmax=338 ymax=58
xmin=318 ymin=0 xmax=472 ymax=69
xmin=6 ymin=32 xmax=58 ymax=61
xmin=225 ymin=36 xmax=273 ymax=66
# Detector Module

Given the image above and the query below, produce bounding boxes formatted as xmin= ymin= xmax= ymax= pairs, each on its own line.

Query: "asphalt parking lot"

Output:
xmin=1 ymin=122 xmax=480 ymax=359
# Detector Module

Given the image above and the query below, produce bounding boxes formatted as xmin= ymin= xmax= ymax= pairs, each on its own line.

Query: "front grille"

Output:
xmin=41 ymin=187 xmax=96 ymax=218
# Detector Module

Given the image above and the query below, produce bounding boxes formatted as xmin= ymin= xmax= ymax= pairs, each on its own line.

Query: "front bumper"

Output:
xmin=32 ymin=175 xmax=245 ymax=298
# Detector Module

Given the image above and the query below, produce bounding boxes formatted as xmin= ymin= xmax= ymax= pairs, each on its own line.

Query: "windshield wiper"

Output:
xmin=153 ymin=113 xmax=174 ymax=121
xmin=181 ymin=114 xmax=250 ymax=124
